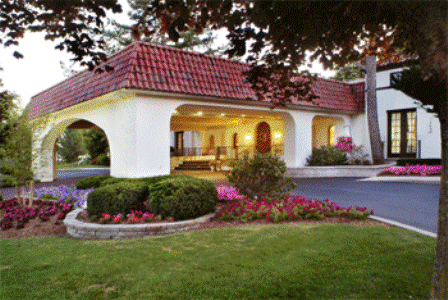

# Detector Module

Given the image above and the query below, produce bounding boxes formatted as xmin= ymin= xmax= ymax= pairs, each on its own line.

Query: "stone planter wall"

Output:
xmin=64 ymin=208 xmax=215 ymax=239
xmin=286 ymin=164 xmax=393 ymax=178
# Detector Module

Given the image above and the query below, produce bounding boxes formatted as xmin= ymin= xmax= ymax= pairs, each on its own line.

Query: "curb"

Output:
xmin=64 ymin=208 xmax=216 ymax=239
xmin=369 ymin=215 xmax=437 ymax=239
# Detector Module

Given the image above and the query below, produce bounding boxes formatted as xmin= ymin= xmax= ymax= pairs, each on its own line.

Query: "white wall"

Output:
xmin=376 ymin=68 xmax=441 ymax=158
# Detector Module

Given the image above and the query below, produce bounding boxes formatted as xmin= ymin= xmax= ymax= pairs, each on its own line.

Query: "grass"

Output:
xmin=56 ymin=163 xmax=107 ymax=169
xmin=0 ymin=223 xmax=435 ymax=300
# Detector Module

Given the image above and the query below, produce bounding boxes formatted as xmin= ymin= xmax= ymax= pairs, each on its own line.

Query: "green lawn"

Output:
xmin=56 ymin=163 xmax=107 ymax=169
xmin=0 ymin=223 xmax=435 ymax=300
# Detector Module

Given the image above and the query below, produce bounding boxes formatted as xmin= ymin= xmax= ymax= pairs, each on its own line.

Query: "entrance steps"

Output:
xmin=174 ymin=160 xmax=211 ymax=171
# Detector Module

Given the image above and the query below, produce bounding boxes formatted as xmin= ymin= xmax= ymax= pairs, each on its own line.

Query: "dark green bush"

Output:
xmin=95 ymin=153 xmax=110 ymax=166
xmin=99 ymin=174 xmax=190 ymax=188
xmin=397 ymin=158 xmax=441 ymax=166
xmin=87 ymin=181 xmax=148 ymax=218
xmin=76 ymin=175 xmax=111 ymax=189
xmin=147 ymin=177 xmax=217 ymax=221
xmin=306 ymin=146 xmax=349 ymax=166
xmin=227 ymin=153 xmax=296 ymax=200
xmin=0 ymin=194 xmax=3 ymax=201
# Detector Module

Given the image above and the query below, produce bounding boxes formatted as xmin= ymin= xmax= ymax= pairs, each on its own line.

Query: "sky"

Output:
xmin=0 ymin=1 xmax=335 ymax=109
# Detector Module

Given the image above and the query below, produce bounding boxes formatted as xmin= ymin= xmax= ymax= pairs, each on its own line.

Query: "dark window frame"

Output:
xmin=387 ymin=108 xmax=417 ymax=158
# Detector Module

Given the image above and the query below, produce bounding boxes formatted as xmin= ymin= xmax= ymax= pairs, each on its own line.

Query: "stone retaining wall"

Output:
xmin=64 ymin=208 xmax=215 ymax=239
xmin=286 ymin=164 xmax=393 ymax=178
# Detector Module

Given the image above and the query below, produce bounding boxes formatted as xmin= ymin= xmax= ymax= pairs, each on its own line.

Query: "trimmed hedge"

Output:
xmin=0 ymin=194 xmax=3 ymax=202
xmin=76 ymin=175 xmax=111 ymax=189
xmin=397 ymin=158 xmax=442 ymax=166
xmin=87 ymin=181 xmax=148 ymax=218
xmin=307 ymin=146 xmax=348 ymax=166
xmin=147 ymin=176 xmax=218 ymax=221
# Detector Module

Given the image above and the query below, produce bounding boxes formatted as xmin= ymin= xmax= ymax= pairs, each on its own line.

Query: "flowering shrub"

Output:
xmin=216 ymin=185 xmax=245 ymax=201
xmin=334 ymin=136 xmax=356 ymax=153
xmin=0 ymin=198 xmax=73 ymax=230
xmin=215 ymin=186 xmax=373 ymax=222
xmin=217 ymin=196 xmax=373 ymax=223
xmin=97 ymin=210 xmax=170 ymax=224
xmin=383 ymin=164 xmax=442 ymax=176
xmin=28 ymin=185 xmax=93 ymax=207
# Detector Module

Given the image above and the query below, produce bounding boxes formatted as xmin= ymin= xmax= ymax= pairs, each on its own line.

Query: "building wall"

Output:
xmin=376 ymin=68 xmax=441 ymax=158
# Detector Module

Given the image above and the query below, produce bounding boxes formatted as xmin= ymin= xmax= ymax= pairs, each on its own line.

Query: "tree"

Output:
xmin=131 ymin=1 xmax=447 ymax=298
xmin=57 ymin=129 xmax=87 ymax=163
xmin=84 ymin=128 xmax=109 ymax=163
xmin=0 ymin=1 xmax=122 ymax=70
xmin=331 ymin=63 xmax=364 ymax=81
xmin=0 ymin=67 xmax=17 ymax=162
xmin=102 ymin=0 xmax=223 ymax=55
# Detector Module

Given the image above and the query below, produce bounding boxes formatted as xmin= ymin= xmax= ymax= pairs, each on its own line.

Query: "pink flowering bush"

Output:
xmin=216 ymin=185 xmax=245 ymax=201
xmin=334 ymin=136 xmax=356 ymax=153
xmin=383 ymin=164 xmax=442 ymax=176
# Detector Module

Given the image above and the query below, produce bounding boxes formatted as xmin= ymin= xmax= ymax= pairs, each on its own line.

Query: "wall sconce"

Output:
xmin=196 ymin=111 xmax=203 ymax=116
xmin=245 ymin=135 xmax=251 ymax=141
xmin=274 ymin=132 xmax=282 ymax=140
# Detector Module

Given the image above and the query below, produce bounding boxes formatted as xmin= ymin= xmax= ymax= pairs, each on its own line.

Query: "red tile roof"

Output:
xmin=29 ymin=42 xmax=364 ymax=118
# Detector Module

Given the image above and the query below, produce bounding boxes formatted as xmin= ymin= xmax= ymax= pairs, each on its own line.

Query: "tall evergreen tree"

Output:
xmin=57 ymin=129 xmax=87 ymax=163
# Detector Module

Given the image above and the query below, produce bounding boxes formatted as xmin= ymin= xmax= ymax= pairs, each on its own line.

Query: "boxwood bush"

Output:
xmin=147 ymin=176 xmax=218 ymax=221
xmin=76 ymin=175 xmax=111 ymax=189
xmin=306 ymin=146 xmax=349 ymax=166
xmin=87 ymin=181 xmax=148 ymax=218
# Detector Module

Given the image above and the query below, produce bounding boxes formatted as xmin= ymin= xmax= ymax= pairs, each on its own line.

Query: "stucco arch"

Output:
xmin=311 ymin=115 xmax=346 ymax=149
xmin=34 ymin=117 xmax=111 ymax=182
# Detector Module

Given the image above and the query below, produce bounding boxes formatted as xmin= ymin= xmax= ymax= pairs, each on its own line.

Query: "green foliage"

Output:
xmin=331 ymin=63 xmax=365 ymax=81
xmin=227 ymin=153 xmax=296 ymax=200
xmin=95 ymin=153 xmax=110 ymax=166
xmin=87 ymin=181 xmax=148 ymax=218
xmin=0 ymin=193 xmax=3 ymax=201
xmin=147 ymin=176 xmax=218 ymax=221
xmin=57 ymin=129 xmax=86 ymax=163
xmin=76 ymin=175 xmax=111 ymax=189
xmin=84 ymin=128 xmax=109 ymax=162
xmin=307 ymin=146 xmax=349 ymax=166
xmin=397 ymin=158 xmax=442 ymax=166
xmin=0 ymin=174 xmax=18 ymax=188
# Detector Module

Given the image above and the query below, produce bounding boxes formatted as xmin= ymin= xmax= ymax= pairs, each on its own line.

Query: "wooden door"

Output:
xmin=256 ymin=122 xmax=271 ymax=154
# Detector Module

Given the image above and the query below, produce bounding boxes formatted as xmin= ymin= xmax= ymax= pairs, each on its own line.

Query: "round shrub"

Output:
xmin=227 ymin=153 xmax=296 ymax=200
xmin=87 ymin=181 xmax=148 ymax=218
xmin=76 ymin=175 xmax=111 ymax=189
xmin=306 ymin=146 xmax=348 ymax=166
xmin=147 ymin=177 xmax=218 ymax=221
xmin=0 ymin=194 xmax=3 ymax=201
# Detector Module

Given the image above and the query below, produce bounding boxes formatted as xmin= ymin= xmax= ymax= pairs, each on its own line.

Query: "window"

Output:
xmin=390 ymin=71 xmax=402 ymax=87
xmin=387 ymin=109 xmax=417 ymax=157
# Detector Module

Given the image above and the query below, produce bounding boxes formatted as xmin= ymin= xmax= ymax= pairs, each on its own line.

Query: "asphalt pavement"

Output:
xmin=291 ymin=177 xmax=440 ymax=235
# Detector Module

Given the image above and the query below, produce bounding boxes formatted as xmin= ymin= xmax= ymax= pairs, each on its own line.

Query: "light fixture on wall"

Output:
xmin=245 ymin=135 xmax=251 ymax=141
xmin=274 ymin=132 xmax=282 ymax=142
xmin=196 ymin=111 xmax=203 ymax=116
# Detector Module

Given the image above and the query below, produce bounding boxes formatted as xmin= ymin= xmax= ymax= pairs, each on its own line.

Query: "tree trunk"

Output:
xmin=430 ymin=99 xmax=448 ymax=299
xmin=365 ymin=56 xmax=385 ymax=164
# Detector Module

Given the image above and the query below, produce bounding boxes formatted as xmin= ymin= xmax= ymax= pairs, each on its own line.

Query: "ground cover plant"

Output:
xmin=216 ymin=185 xmax=373 ymax=223
xmin=0 ymin=224 xmax=435 ymax=299
xmin=381 ymin=164 xmax=442 ymax=176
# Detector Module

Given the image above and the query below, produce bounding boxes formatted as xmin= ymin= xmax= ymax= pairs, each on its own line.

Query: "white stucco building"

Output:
xmin=375 ymin=64 xmax=441 ymax=159
xmin=29 ymin=42 xmax=372 ymax=182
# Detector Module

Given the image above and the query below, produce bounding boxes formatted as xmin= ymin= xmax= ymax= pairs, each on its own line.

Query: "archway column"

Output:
xmin=107 ymin=97 xmax=182 ymax=178
xmin=280 ymin=111 xmax=314 ymax=168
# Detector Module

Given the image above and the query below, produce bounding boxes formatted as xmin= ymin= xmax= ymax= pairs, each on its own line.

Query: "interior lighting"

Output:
xmin=197 ymin=111 xmax=203 ymax=116
xmin=245 ymin=135 xmax=251 ymax=141
xmin=274 ymin=132 xmax=282 ymax=139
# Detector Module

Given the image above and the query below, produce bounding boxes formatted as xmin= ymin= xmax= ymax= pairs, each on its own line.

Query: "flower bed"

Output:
xmin=97 ymin=211 xmax=175 ymax=224
xmin=382 ymin=164 xmax=442 ymax=176
xmin=215 ymin=185 xmax=373 ymax=223
xmin=0 ymin=198 xmax=73 ymax=230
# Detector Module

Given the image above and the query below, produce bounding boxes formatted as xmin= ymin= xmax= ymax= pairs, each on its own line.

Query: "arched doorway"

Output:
xmin=256 ymin=122 xmax=271 ymax=154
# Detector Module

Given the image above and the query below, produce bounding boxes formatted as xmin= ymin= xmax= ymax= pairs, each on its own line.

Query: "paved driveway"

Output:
xmin=291 ymin=177 xmax=440 ymax=235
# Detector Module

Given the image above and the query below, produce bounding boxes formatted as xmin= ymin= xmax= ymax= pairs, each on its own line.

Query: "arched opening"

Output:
xmin=38 ymin=118 xmax=111 ymax=181
xmin=312 ymin=116 xmax=344 ymax=149
xmin=169 ymin=104 xmax=284 ymax=171
xmin=256 ymin=122 xmax=271 ymax=154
